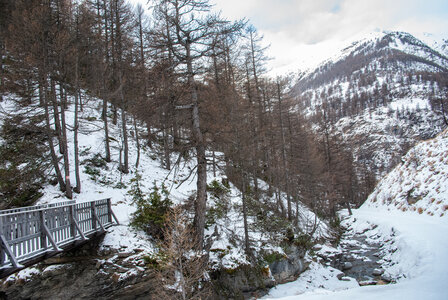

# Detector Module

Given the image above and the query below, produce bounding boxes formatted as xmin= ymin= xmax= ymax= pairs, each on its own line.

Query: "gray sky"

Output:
xmin=130 ymin=0 xmax=448 ymax=75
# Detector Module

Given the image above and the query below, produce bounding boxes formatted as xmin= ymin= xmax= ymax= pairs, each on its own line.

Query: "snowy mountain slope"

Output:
xmin=335 ymin=100 xmax=444 ymax=177
xmin=293 ymin=31 xmax=447 ymax=178
xmin=365 ymin=128 xmax=448 ymax=217
xmin=296 ymin=31 xmax=448 ymax=94
xmin=420 ymin=33 xmax=448 ymax=59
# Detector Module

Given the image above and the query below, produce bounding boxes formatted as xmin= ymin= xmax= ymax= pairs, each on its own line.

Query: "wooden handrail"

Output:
xmin=0 ymin=201 xmax=76 ymax=216
xmin=0 ymin=199 xmax=118 ymax=275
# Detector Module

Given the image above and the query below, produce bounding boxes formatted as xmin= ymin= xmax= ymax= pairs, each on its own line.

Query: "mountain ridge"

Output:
xmin=293 ymin=30 xmax=447 ymax=179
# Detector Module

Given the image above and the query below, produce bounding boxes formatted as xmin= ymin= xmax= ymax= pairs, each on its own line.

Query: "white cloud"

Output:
xmin=211 ymin=0 xmax=448 ymax=74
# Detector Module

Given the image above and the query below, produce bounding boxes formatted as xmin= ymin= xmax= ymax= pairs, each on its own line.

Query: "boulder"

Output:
xmin=372 ymin=268 xmax=384 ymax=276
xmin=342 ymin=262 xmax=353 ymax=270
xmin=381 ymin=274 xmax=392 ymax=282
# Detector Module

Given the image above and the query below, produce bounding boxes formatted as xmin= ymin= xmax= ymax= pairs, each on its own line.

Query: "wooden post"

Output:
xmin=91 ymin=201 xmax=96 ymax=231
xmin=106 ymin=198 xmax=119 ymax=225
xmin=41 ymin=223 xmax=62 ymax=252
xmin=69 ymin=205 xmax=76 ymax=239
xmin=91 ymin=201 xmax=105 ymax=233
xmin=70 ymin=205 xmax=86 ymax=241
xmin=39 ymin=210 xmax=47 ymax=250
xmin=0 ymin=235 xmax=23 ymax=268
xmin=107 ymin=198 xmax=112 ymax=224
xmin=0 ymin=216 xmax=4 ymax=265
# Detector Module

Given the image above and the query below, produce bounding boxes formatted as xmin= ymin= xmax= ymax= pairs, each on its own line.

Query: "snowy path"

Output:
xmin=264 ymin=208 xmax=448 ymax=300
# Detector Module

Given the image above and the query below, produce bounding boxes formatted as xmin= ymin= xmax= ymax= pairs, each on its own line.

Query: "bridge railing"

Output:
xmin=0 ymin=201 xmax=76 ymax=216
xmin=0 ymin=198 xmax=118 ymax=270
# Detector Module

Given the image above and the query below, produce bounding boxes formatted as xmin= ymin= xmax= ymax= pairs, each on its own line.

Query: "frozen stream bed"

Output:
xmin=262 ymin=207 xmax=448 ymax=300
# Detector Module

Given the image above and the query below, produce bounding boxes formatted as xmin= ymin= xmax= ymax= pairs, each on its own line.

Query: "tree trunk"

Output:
xmin=120 ymin=107 xmax=129 ymax=174
xmin=242 ymin=174 xmax=250 ymax=255
xmin=102 ymin=99 xmax=111 ymax=162
xmin=185 ymin=42 xmax=207 ymax=249
xmin=74 ymin=56 xmax=81 ymax=194
xmin=277 ymin=82 xmax=291 ymax=220
xmin=41 ymin=77 xmax=65 ymax=192
xmin=192 ymin=101 xmax=207 ymax=249
xmin=134 ymin=116 xmax=140 ymax=168
xmin=0 ymin=38 xmax=4 ymax=102
xmin=101 ymin=0 xmax=111 ymax=162
xmin=212 ymin=150 xmax=216 ymax=178
xmin=50 ymin=80 xmax=64 ymax=154
xmin=118 ymin=67 xmax=128 ymax=173
xmin=60 ymin=84 xmax=72 ymax=199
xmin=112 ymin=104 xmax=118 ymax=125
xmin=163 ymin=125 xmax=171 ymax=170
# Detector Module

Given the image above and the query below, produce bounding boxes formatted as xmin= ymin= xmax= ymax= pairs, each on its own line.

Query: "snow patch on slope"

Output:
xmin=365 ymin=128 xmax=448 ymax=216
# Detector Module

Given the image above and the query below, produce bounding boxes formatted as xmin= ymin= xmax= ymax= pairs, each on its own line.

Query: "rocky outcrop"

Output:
xmin=269 ymin=245 xmax=307 ymax=283
xmin=211 ymin=245 xmax=309 ymax=299
xmin=1 ymin=239 xmax=308 ymax=300
xmin=0 ymin=237 xmax=156 ymax=300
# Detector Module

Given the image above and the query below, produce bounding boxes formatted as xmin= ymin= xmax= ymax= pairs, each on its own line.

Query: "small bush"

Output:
xmin=84 ymin=165 xmax=100 ymax=178
xmin=294 ymin=234 xmax=314 ymax=250
xmin=329 ymin=216 xmax=341 ymax=229
xmin=114 ymin=182 xmax=126 ymax=189
xmin=82 ymin=153 xmax=108 ymax=182
xmin=263 ymin=252 xmax=285 ymax=265
xmin=206 ymin=205 xmax=226 ymax=228
xmin=142 ymin=251 xmax=168 ymax=269
xmin=205 ymin=179 xmax=231 ymax=227
xmin=130 ymin=175 xmax=172 ymax=239
xmin=207 ymin=179 xmax=230 ymax=198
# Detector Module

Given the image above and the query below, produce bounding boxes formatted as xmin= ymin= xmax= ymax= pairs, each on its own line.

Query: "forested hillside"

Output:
xmin=0 ymin=0 xmax=367 ymax=229
xmin=0 ymin=0 xmax=447 ymax=298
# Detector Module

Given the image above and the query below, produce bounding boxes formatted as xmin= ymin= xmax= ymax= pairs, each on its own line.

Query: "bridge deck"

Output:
xmin=0 ymin=198 xmax=119 ymax=278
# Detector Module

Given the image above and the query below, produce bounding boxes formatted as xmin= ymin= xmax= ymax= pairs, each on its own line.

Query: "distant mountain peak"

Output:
xmin=292 ymin=30 xmax=447 ymax=179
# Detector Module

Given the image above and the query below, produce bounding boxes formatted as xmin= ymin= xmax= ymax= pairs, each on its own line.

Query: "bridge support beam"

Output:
xmin=42 ymin=223 xmax=63 ymax=252
xmin=0 ymin=235 xmax=24 ymax=269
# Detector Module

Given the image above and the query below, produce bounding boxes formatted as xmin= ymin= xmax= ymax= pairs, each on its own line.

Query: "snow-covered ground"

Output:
xmin=263 ymin=129 xmax=448 ymax=300
xmin=263 ymin=207 xmax=448 ymax=300
xmin=366 ymin=128 xmax=448 ymax=216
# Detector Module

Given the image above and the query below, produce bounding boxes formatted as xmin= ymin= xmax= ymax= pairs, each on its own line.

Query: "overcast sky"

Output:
xmin=130 ymin=0 xmax=448 ymax=75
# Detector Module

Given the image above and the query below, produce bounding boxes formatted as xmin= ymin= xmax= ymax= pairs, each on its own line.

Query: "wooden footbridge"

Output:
xmin=0 ymin=198 xmax=119 ymax=278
